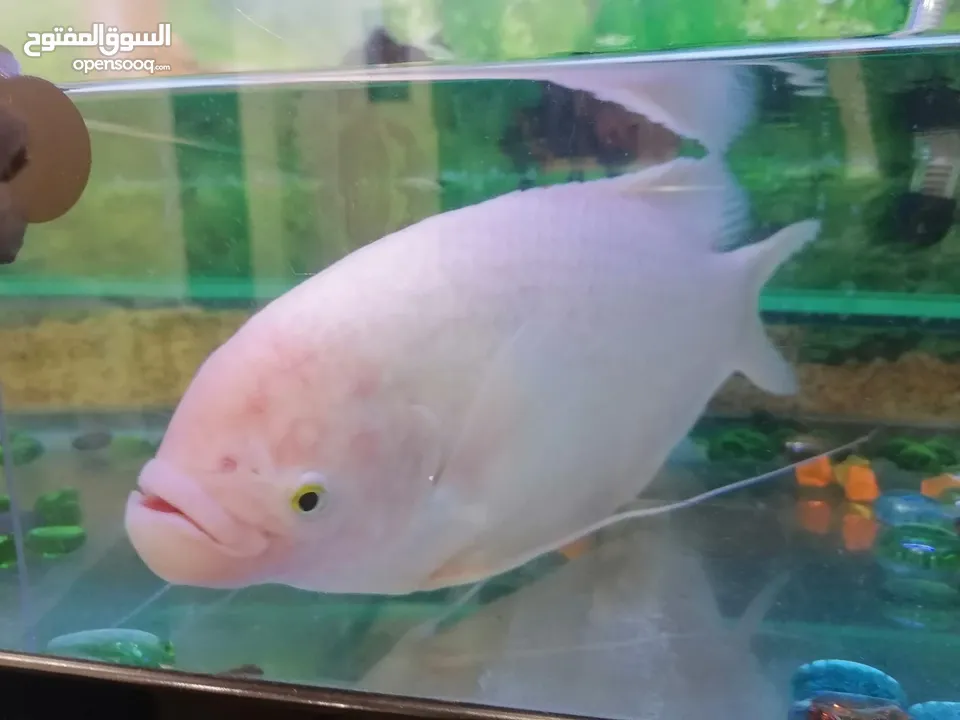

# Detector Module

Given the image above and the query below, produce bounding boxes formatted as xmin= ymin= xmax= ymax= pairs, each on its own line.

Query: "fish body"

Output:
xmin=125 ymin=151 xmax=819 ymax=596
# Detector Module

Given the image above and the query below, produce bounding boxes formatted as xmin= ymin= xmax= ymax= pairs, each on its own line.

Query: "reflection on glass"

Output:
xmin=2 ymin=1 xmax=955 ymax=83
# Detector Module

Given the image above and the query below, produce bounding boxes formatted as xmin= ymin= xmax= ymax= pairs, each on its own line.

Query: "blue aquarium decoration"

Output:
xmin=790 ymin=661 xmax=960 ymax=718
xmin=788 ymin=692 xmax=910 ymax=719
xmin=910 ymin=702 xmax=960 ymax=720
xmin=874 ymin=492 xmax=956 ymax=529
xmin=791 ymin=660 xmax=907 ymax=707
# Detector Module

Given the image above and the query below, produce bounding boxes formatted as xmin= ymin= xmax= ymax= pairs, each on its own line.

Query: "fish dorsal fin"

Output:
xmin=609 ymin=155 xmax=751 ymax=251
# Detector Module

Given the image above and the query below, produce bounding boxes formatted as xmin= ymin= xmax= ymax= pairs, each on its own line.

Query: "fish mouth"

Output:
xmin=129 ymin=489 xmax=222 ymax=546
xmin=129 ymin=458 xmax=269 ymax=559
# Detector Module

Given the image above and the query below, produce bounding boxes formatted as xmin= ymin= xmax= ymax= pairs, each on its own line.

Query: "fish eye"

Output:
xmin=291 ymin=483 xmax=326 ymax=514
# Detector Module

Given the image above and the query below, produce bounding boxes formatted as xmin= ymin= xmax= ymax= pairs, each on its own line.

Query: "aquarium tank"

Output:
xmin=6 ymin=1 xmax=960 ymax=719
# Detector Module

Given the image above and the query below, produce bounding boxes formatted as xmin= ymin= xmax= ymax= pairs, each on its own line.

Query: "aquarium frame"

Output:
xmin=0 ymin=648 xmax=597 ymax=720
xmin=60 ymin=33 xmax=960 ymax=98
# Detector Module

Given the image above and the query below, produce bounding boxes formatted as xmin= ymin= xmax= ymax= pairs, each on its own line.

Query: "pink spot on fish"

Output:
xmin=245 ymin=394 xmax=268 ymax=417
xmin=272 ymin=419 xmax=326 ymax=467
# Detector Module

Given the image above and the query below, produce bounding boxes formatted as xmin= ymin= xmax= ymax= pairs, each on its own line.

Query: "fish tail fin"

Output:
xmin=615 ymin=153 xmax=751 ymax=250
xmin=583 ymin=62 xmax=760 ymax=154
xmin=729 ymin=220 xmax=822 ymax=395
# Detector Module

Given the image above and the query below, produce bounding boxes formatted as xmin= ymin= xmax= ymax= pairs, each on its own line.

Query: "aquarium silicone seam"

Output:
xmin=0 ymin=385 xmax=35 ymax=653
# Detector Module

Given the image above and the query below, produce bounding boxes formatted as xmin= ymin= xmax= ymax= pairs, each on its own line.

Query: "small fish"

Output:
xmin=124 ymin=146 xmax=821 ymax=596
xmin=784 ymin=434 xmax=836 ymax=462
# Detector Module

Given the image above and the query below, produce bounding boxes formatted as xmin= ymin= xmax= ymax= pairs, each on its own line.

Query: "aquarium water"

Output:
xmin=5 ymin=9 xmax=960 ymax=720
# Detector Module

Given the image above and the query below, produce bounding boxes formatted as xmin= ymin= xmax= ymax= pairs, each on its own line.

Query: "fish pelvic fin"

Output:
xmin=614 ymin=154 xmax=750 ymax=250
xmin=729 ymin=219 xmax=821 ymax=396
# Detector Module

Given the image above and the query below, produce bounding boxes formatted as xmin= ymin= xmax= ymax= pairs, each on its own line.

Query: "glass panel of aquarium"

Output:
xmin=5 ymin=15 xmax=960 ymax=720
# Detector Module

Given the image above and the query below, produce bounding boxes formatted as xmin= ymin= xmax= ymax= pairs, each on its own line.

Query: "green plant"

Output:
xmin=34 ymin=489 xmax=82 ymax=527
xmin=0 ymin=433 xmax=44 ymax=467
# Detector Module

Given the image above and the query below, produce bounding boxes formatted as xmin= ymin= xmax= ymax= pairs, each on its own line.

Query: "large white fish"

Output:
xmin=124 ymin=146 xmax=820 ymax=595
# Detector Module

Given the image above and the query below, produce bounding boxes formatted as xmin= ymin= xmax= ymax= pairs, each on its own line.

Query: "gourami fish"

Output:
xmin=125 ymin=144 xmax=821 ymax=595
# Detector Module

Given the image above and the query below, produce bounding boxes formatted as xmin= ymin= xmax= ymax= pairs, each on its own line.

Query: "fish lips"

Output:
xmin=129 ymin=458 xmax=270 ymax=561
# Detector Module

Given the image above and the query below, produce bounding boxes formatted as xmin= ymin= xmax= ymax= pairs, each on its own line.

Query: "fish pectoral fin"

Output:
xmin=404 ymin=403 xmax=446 ymax=486
xmin=422 ymin=517 xmax=605 ymax=591
xmin=422 ymin=315 xmax=637 ymax=588
xmin=436 ymin=318 xmax=560 ymax=501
